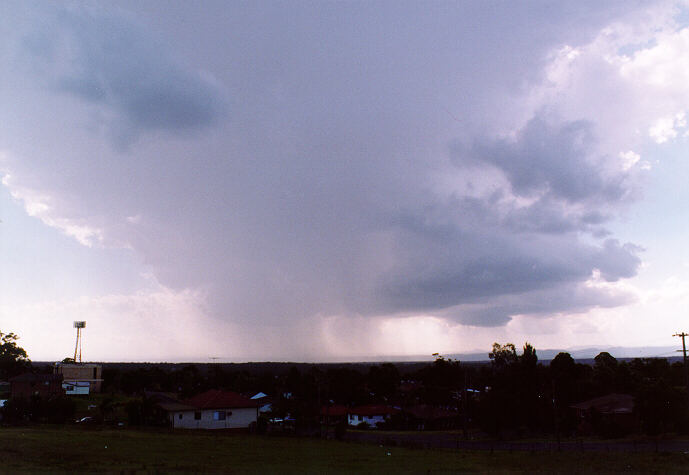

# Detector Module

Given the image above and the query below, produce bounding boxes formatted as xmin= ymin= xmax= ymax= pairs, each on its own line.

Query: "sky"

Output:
xmin=2 ymin=1 xmax=689 ymax=362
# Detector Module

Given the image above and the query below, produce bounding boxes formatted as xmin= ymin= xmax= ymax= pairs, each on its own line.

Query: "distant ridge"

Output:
xmin=440 ymin=345 xmax=680 ymax=362
xmin=31 ymin=346 xmax=682 ymax=365
xmin=339 ymin=345 xmax=681 ymax=363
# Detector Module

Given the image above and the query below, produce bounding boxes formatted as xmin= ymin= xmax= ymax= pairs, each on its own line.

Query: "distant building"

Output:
xmin=347 ymin=405 xmax=400 ymax=428
xmin=250 ymin=392 xmax=273 ymax=414
xmin=54 ymin=363 xmax=103 ymax=394
xmin=570 ymin=393 xmax=637 ymax=436
xmin=403 ymin=405 xmax=459 ymax=430
xmin=62 ymin=381 xmax=91 ymax=395
xmin=9 ymin=373 xmax=64 ymax=399
xmin=158 ymin=389 xmax=259 ymax=430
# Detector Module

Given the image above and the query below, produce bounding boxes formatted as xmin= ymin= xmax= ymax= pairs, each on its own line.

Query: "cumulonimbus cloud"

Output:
xmin=0 ymin=1 xmax=681 ymax=345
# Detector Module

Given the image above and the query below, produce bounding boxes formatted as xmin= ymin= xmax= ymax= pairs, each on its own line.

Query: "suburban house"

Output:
xmin=9 ymin=373 xmax=64 ymax=399
xmin=161 ymin=389 xmax=259 ymax=430
xmin=570 ymin=393 xmax=636 ymax=436
xmin=250 ymin=392 xmax=273 ymax=414
xmin=54 ymin=362 xmax=103 ymax=394
xmin=347 ymin=404 xmax=400 ymax=427
xmin=53 ymin=363 xmax=103 ymax=395
xmin=403 ymin=405 xmax=459 ymax=430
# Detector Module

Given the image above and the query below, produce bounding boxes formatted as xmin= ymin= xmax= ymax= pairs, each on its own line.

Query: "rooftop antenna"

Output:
xmin=73 ymin=321 xmax=86 ymax=363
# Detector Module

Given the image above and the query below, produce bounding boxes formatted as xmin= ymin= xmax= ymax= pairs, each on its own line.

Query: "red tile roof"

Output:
xmin=184 ymin=389 xmax=259 ymax=410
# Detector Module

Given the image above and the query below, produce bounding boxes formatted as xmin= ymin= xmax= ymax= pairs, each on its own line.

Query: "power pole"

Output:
xmin=462 ymin=371 xmax=468 ymax=440
xmin=673 ymin=332 xmax=689 ymax=404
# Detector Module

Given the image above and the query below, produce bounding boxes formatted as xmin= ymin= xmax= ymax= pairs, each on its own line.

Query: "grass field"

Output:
xmin=1 ymin=426 xmax=689 ymax=473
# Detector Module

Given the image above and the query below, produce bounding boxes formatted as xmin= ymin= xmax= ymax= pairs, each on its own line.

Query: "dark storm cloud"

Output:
xmin=16 ymin=5 xmax=226 ymax=144
xmin=441 ymin=280 xmax=636 ymax=327
xmin=463 ymin=117 xmax=632 ymax=204
xmin=374 ymin=206 xmax=640 ymax=325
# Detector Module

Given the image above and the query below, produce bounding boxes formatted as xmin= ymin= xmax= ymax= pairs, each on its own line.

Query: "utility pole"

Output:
xmin=673 ymin=332 xmax=689 ymax=405
xmin=462 ymin=371 xmax=468 ymax=440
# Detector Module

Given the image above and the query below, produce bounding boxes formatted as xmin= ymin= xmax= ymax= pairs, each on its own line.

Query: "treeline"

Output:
xmin=4 ymin=337 xmax=689 ymax=438
xmin=478 ymin=343 xmax=689 ymax=438
xmin=93 ymin=343 xmax=689 ymax=437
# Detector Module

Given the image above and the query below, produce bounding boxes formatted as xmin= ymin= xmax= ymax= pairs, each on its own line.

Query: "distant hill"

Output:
xmin=32 ymin=345 xmax=683 ymax=368
xmin=443 ymin=345 xmax=681 ymax=363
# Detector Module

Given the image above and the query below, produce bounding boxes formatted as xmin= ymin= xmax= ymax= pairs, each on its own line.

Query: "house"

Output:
xmin=250 ymin=392 xmax=273 ymax=414
xmin=147 ymin=391 xmax=199 ymax=427
xmin=54 ymin=363 xmax=103 ymax=394
xmin=403 ymin=405 xmax=459 ymax=430
xmin=162 ymin=389 xmax=259 ymax=430
xmin=347 ymin=405 xmax=400 ymax=428
xmin=62 ymin=381 xmax=91 ymax=395
xmin=570 ymin=393 xmax=636 ymax=436
xmin=9 ymin=373 xmax=64 ymax=399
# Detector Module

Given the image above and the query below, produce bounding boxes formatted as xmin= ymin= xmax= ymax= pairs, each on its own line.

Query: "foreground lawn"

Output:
xmin=1 ymin=426 xmax=688 ymax=473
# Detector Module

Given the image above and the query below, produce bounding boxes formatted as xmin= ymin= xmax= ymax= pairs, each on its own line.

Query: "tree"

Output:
xmin=520 ymin=343 xmax=538 ymax=368
xmin=418 ymin=354 xmax=463 ymax=405
xmin=488 ymin=342 xmax=517 ymax=368
xmin=550 ymin=352 xmax=576 ymax=379
xmin=367 ymin=363 xmax=400 ymax=401
xmin=593 ymin=351 xmax=618 ymax=394
xmin=0 ymin=331 xmax=31 ymax=380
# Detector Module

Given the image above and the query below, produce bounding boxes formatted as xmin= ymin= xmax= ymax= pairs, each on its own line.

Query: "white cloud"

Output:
xmin=619 ymin=150 xmax=641 ymax=170
xmin=1 ymin=171 xmax=104 ymax=247
xmin=648 ymin=113 xmax=687 ymax=143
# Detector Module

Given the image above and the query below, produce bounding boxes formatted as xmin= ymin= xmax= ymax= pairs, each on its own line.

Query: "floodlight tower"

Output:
xmin=73 ymin=321 xmax=86 ymax=363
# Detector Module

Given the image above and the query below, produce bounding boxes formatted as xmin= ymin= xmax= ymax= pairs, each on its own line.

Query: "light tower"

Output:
xmin=73 ymin=321 xmax=86 ymax=363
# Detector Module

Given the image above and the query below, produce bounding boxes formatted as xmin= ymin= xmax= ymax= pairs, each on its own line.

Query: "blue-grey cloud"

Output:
xmin=15 ymin=5 xmax=226 ymax=146
xmin=441 ymin=281 xmax=636 ymax=327
xmin=462 ymin=116 xmax=634 ymax=205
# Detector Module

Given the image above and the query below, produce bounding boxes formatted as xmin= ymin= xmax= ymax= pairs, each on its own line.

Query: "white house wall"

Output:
xmin=348 ymin=414 xmax=386 ymax=427
xmin=170 ymin=408 xmax=257 ymax=429
xmin=63 ymin=382 xmax=90 ymax=395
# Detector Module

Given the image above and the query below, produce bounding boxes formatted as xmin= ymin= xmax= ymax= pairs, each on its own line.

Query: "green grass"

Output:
xmin=1 ymin=426 xmax=688 ymax=473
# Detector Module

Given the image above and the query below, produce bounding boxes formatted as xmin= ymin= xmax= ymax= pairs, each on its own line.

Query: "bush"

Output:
xmin=1 ymin=395 xmax=75 ymax=425
xmin=256 ymin=415 xmax=268 ymax=434
xmin=334 ymin=421 xmax=347 ymax=440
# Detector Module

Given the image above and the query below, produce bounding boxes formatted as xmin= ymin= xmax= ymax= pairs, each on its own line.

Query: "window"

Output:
xmin=178 ymin=413 xmax=183 ymax=420
xmin=213 ymin=411 xmax=226 ymax=421
xmin=194 ymin=411 xmax=201 ymax=420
